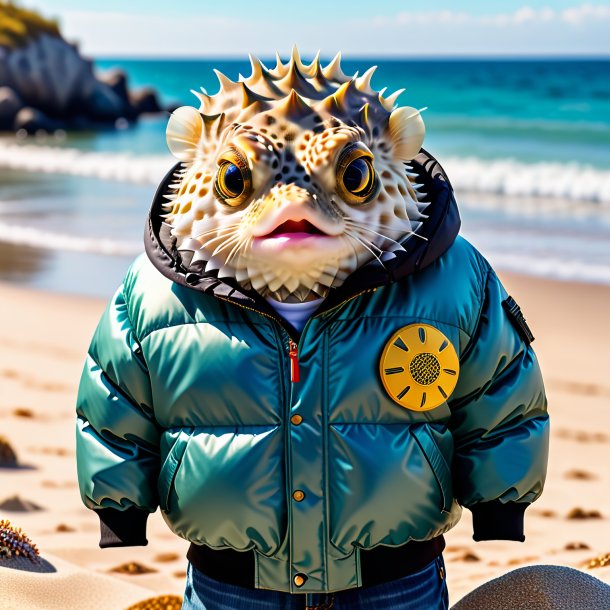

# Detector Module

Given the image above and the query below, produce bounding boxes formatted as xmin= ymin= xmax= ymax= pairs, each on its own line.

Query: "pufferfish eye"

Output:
xmin=215 ymin=148 xmax=252 ymax=207
xmin=219 ymin=163 xmax=243 ymax=197
xmin=336 ymin=143 xmax=378 ymax=205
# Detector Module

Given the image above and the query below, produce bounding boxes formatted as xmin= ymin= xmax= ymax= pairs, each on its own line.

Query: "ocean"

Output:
xmin=1 ymin=57 xmax=609 ymax=298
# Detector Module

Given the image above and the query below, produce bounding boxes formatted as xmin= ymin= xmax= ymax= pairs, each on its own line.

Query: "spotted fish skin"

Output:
xmin=163 ymin=47 xmax=428 ymax=302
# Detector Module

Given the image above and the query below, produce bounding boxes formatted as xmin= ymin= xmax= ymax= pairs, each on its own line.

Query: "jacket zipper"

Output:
xmin=215 ymin=295 xmax=301 ymax=382
xmin=290 ymin=288 xmax=377 ymax=383
xmin=288 ymin=340 xmax=300 ymax=383
xmin=318 ymin=287 xmax=377 ymax=317
xmin=216 ymin=288 xmax=377 ymax=385
xmin=215 ymin=296 xmax=281 ymax=324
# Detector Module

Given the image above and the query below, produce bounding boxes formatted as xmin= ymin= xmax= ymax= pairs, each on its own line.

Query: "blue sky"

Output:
xmin=29 ymin=1 xmax=610 ymax=57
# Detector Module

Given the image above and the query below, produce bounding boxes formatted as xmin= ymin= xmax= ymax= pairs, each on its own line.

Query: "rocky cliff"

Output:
xmin=0 ymin=2 xmax=167 ymax=133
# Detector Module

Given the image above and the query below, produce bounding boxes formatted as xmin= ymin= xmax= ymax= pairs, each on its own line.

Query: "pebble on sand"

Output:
xmin=109 ymin=562 xmax=158 ymax=575
xmin=452 ymin=565 xmax=610 ymax=610
xmin=124 ymin=595 xmax=183 ymax=610
xmin=0 ymin=495 xmax=43 ymax=512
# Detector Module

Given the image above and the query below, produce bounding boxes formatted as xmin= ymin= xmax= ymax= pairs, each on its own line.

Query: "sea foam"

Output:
xmin=0 ymin=221 xmax=142 ymax=256
xmin=2 ymin=142 xmax=610 ymax=205
xmin=0 ymin=142 xmax=170 ymax=185
xmin=442 ymin=157 xmax=610 ymax=205
xmin=2 ymin=141 xmax=610 ymax=286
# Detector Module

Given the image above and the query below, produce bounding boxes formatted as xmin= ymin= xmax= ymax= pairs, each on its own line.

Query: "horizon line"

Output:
xmin=93 ymin=53 xmax=610 ymax=61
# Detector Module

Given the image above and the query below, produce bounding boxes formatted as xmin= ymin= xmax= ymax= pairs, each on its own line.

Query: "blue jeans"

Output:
xmin=182 ymin=555 xmax=449 ymax=609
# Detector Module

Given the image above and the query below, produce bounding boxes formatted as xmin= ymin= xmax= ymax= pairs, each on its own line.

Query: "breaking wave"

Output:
xmin=442 ymin=156 xmax=610 ymax=205
xmin=472 ymin=251 xmax=610 ymax=285
xmin=0 ymin=222 xmax=142 ymax=256
xmin=0 ymin=141 xmax=171 ymax=185
xmin=1 ymin=142 xmax=610 ymax=285
xmin=1 ymin=142 xmax=610 ymax=204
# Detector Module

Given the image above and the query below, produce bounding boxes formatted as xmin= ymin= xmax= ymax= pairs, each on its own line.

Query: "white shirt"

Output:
xmin=266 ymin=297 xmax=324 ymax=332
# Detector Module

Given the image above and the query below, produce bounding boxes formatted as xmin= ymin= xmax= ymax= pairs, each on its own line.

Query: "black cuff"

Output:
xmin=470 ymin=501 xmax=527 ymax=542
xmin=95 ymin=507 xmax=150 ymax=548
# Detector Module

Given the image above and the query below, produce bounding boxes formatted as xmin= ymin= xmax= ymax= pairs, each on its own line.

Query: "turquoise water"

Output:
xmin=93 ymin=58 xmax=610 ymax=166
xmin=1 ymin=57 xmax=610 ymax=297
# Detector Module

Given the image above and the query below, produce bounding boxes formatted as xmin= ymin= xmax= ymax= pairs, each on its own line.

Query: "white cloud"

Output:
xmin=538 ymin=8 xmax=556 ymax=22
xmin=371 ymin=4 xmax=610 ymax=28
xmin=353 ymin=3 xmax=610 ymax=55
xmin=60 ymin=11 xmax=266 ymax=56
xmin=513 ymin=7 xmax=538 ymax=24
xmin=58 ymin=4 xmax=610 ymax=57
xmin=561 ymin=3 xmax=610 ymax=24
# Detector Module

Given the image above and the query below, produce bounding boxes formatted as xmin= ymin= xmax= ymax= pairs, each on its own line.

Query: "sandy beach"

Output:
xmin=1 ymin=270 xmax=609 ymax=607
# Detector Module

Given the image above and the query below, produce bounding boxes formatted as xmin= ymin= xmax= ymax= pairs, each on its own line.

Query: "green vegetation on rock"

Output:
xmin=0 ymin=1 xmax=60 ymax=49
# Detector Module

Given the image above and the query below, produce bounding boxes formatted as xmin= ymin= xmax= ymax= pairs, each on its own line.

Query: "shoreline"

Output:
xmin=1 ymin=271 xmax=609 ymax=605
xmin=2 ymin=230 xmax=610 ymax=301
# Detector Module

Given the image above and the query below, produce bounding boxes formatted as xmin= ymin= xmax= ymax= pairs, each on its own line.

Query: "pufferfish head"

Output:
xmin=163 ymin=47 xmax=428 ymax=302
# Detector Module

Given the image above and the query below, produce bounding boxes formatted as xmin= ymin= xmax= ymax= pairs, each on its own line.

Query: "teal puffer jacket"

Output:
xmin=76 ymin=152 xmax=548 ymax=593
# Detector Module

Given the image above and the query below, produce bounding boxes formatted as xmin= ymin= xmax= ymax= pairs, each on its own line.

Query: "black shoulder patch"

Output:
xmin=502 ymin=296 xmax=535 ymax=345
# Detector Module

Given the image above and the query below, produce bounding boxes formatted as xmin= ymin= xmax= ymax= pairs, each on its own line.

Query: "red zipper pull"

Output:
xmin=289 ymin=340 xmax=300 ymax=383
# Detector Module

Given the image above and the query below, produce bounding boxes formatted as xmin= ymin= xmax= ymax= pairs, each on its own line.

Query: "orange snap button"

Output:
xmin=294 ymin=573 xmax=307 ymax=587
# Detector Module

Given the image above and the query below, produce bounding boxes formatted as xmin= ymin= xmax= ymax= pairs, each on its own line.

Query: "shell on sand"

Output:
xmin=451 ymin=565 xmax=610 ymax=610
xmin=0 ymin=519 xmax=39 ymax=561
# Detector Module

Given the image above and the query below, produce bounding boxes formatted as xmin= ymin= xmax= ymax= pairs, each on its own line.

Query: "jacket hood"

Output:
xmin=144 ymin=148 xmax=461 ymax=316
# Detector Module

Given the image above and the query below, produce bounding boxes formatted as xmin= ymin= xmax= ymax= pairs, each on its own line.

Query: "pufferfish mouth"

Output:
xmin=252 ymin=217 xmax=340 ymax=255
xmin=265 ymin=219 xmax=327 ymax=238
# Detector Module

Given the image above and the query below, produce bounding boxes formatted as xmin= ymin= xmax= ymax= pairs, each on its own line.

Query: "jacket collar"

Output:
xmin=144 ymin=149 xmax=461 ymax=323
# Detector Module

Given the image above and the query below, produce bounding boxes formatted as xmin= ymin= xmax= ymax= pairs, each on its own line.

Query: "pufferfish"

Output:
xmin=163 ymin=47 xmax=427 ymax=302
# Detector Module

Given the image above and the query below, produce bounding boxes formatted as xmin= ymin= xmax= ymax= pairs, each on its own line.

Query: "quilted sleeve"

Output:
xmin=448 ymin=265 xmax=549 ymax=542
xmin=76 ymin=280 xmax=159 ymax=547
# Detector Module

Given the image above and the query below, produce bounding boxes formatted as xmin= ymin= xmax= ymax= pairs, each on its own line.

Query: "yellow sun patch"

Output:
xmin=380 ymin=324 xmax=459 ymax=411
